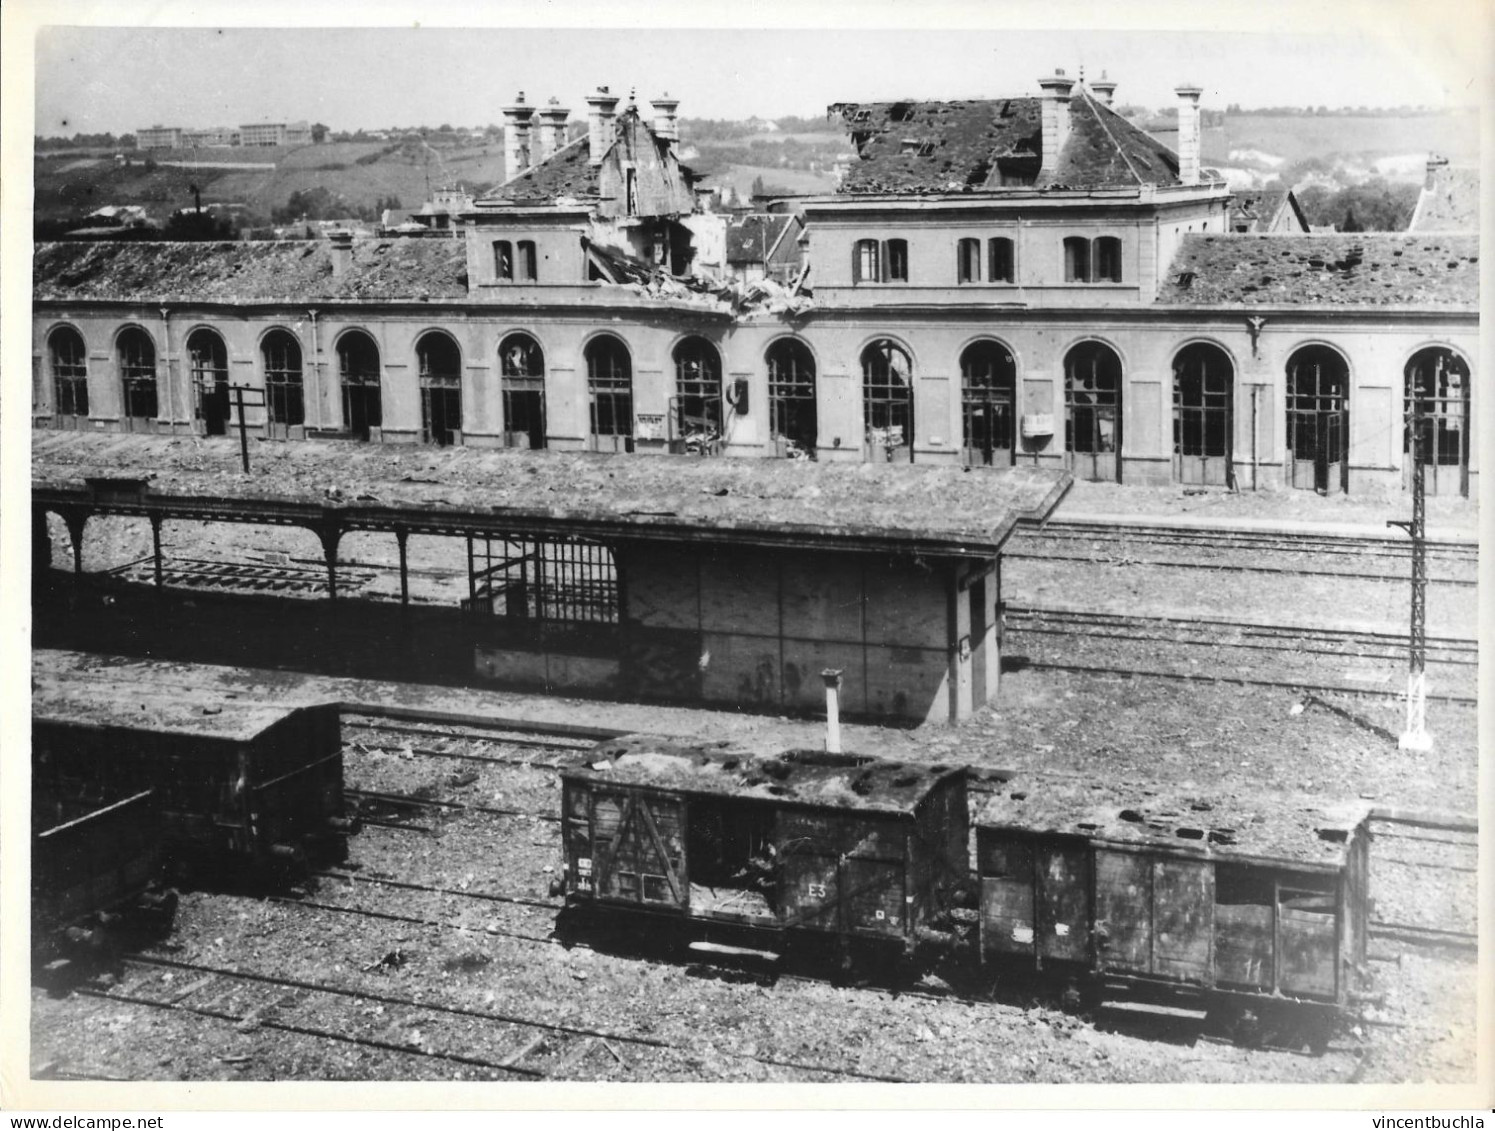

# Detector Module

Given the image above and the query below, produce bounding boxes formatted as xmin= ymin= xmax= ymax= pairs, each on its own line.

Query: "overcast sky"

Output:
xmin=26 ymin=1 xmax=1490 ymax=136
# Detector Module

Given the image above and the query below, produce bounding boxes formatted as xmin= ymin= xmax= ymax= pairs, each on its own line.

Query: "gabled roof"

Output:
xmin=1229 ymin=189 xmax=1309 ymax=234
xmin=1157 ymin=234 xmax=1479 ymax=307
xmin=33 ymin=238 xmax=469 ymax=304
xmin=1408 ymin=162 xmax=1480 ymax=233
xmin=829 ymin=86 xmax=1185 ymax=194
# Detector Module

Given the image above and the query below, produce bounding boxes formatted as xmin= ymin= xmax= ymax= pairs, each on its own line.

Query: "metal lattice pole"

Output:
xmin=1391 ymin=386 xmax=1432 ymax=752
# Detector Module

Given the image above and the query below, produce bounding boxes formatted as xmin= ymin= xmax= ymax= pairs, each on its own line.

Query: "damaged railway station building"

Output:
xmin=31 ymin=71 xmax=1479 ymax=497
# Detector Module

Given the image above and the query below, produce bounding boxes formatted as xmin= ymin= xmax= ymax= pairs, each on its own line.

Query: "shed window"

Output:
xmin=988 ymin=237 xmax=1015 ymax=283
xmin=957 ymin=238 xmax=981 ymax=284
xmin=262 ymin=330 xmax=305 ymax=426
xmin=117 ymin=328 xmax=158 ymax=420
xmin=49 ymin=326 xmax=89 ymax=417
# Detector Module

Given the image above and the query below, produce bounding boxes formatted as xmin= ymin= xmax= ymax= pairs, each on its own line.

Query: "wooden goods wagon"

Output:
xmin=559 ymin=735 xmax=969 ymax=962
xmin=33 ymin=673 xmax=352 ymax=875
xmin=33 ymin=787 xmax=171 ymax=945
xmin=975 ymin=777 xmax=1372 ymax=1046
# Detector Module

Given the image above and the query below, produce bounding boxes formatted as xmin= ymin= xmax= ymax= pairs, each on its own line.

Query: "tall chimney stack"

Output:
xmin=585 ymin=86 xmax=620 ymax=167
xmin=821 ymin=669 xmax=844 ymax=754
xmin=1037 ymin=69 xmax=1076 ymax=178
xmin=1174 ymin=84 xmax=1203 ymax=186
xmin=1090 ymin=71 xmax=1118 ymax=107
xmin=537 ymin=97 xmax=571 ymax=161
xmin=501 ymin=91 xmax=535 ymax=178
xmin=329 ymin=230 xmax=354 ymax=277
xmin=651 ymin=92 xmax=681 ymax=148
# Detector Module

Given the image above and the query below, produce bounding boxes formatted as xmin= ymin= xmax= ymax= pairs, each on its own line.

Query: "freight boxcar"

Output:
xmin=33 ymin=787 xmax=174 ymax=953
xmin=558 ymin=735 xmax=969 ymax=967
xmin=975 ymin=778 xmax=1372 ymax=1049
xmin=33 ymin=674 xmax=353 ymax=877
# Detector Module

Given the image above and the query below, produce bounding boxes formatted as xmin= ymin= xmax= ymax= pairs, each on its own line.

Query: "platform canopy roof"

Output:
xmin=563 ymin=734 xmax=963 ymax=815
xmin=32 ymin=433 xmax=1071 ymax=558
xmin=976 ymin=774 xmax=1372 ymax=868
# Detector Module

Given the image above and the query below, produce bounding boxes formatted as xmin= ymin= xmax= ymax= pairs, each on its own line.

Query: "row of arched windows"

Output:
xmin=43 ymin=324 xmax=1471 ymax=493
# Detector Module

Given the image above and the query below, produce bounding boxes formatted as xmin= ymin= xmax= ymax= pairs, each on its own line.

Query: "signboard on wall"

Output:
xmin=635 ymin=413 xmax=665 ymax=441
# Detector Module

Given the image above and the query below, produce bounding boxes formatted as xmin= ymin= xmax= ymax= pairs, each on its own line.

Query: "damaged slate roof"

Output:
xmin=564 ymin=734 xmax=963 ymax=814
xmin=33 ymin=238 xmax=469 ymax=304
xmin=830 ymin=87 xmax=1183 ymax=193
xmin=726 ymin=214 xmax=798 ymax=265
xmin=491 ymin=135 xmax=601 ymax=203
xmin=32 ymin=432 xmax=1071 ymax=557
xmin=1156 ymin=234 xmax=1479 ymax=306
xmin=1408 ymin=164 xmax=1480 ymax=233
xmin=977 ymin=775 xmax=1371 ymax=867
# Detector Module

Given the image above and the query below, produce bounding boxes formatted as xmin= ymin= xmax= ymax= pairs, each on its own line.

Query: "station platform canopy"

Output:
xmin=33 ymin=433 xmax=1071 ymax=558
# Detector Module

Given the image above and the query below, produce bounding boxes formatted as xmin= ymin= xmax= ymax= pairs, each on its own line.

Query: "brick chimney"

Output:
xmin=1175 ymin=84 xmax=1203 ymax=186
xmin=585 ymin=86 xmax=620 ymax=167
xmin=501 ymin=92 xmax=536 ymax=177
xmin=329 ymin=230 xmax=354 ymax=277
xmin=651 ymin=92 xmax=681 ymax=148
xmin=1037 ymin=69 xmax=1076 ymax=178
xmin=537 ymin=97 xmax=571 ymax=161
xmin=1090 ymin=72 xmax=1117 ymax=107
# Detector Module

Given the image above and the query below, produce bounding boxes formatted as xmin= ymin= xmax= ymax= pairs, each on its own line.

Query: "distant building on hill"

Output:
xmin=240 ymin=121 xmax=312 ymax=147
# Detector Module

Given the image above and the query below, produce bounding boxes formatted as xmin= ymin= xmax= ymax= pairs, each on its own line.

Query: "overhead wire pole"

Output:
xmin=1388 ymin=382 xmax=1431 ymax=752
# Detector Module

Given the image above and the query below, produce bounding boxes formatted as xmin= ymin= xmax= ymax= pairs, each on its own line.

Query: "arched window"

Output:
xmin=337 ymin=330 xmax=383 ymax=442
xmin=673 ymin=337 xmax=723 ymax=455
xmin=861 ymin=339 xmax=913 ymax=462
xmin=585 ymin=335 xmax=633 ymax=451
xmin=766 ymin=338 xmax=816 ymax=458
xmin=957 ymin=238 xmax=981 ymax=284
xmin=1172 ymin=343 xmax=1233 ymax=485
xmin=1286 ymin=345 xmax=1349 ymax=494
xmin=960 ymin=341 xmax=1016 ymax=466
xmin=416 ymin=331 xmax=462 ymax=446
xmin=1063 ymin=237 xmax=1091 ymax=283
xmin=987 ymin=237 xmax=1015 ymax=284
xmin=49 ymin=326 xmax=89 ymax=419
xmin=262 ymin=330 xmax=305 ymax=427
xmin=1064 ymin=342 xmax=1123 ymax=482
xmin=187 ymin=328 xmax=229 ymax=436
xmin=1404 ymin=347 xmax=1470 ymax=496
xmin=499 ymin=332 xmax=546 ymax=450
xmin=117 ymin=327 xmax=158 ymax=422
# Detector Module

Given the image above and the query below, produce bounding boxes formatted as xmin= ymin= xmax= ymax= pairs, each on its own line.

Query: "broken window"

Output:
xmin=499 ymin=332 xmax=546 ymax=450
xmin=117 ymin=327 xmax=158 ymax=421
xmin=961 ymin=340 xmax=1016 ymax=467
xmin=187 ymin=328 xmax=229 ymax=437
xmin=957 ymin=238 xmax=981 ymax=284
xmin=766 ymin=337 xmax=817 ymax=458
xmin=467 ymin=533 xmax=616 ymax=622
xmin=49 ymin=326 xmax=89 ymax=418
xmin=494 ymin=240 xmax=513 ymax=281
xmin=1404 ymin=347 xmax=1470 ymax=491
xmin=1064 ymin=341 xmax=1123 ymax=482
xmin=517 ymin=240 xmax=538 ymax=282
xmin=861 ymin=339 xmax=913 ymax=462
xmin=1173 ymin=343 xmax=1233 ymax=484
xmin=336 ymin=329 xmax=383 ymax=442
xmin=1094 ymin=236 xmax=1123 ymax=282
xmin=988 ymin=237 xmax=1015 ymax=283
xmin=586 ymin=334 xmax=633 ymax=448
xmin=416 ymin=331 xmax=463 ymax=446
xmin=1286 ymin=345 xmax=1349 ymax=494
xmin=625 ymin=168 xmax=639 ymax=216
xmin=1063 ymin=236 xmax=1091 ymax=283
xmin=261 ymin=329 xmax=305 ymax=427
xmin=673 ymin=337 xmax=723 ymax=455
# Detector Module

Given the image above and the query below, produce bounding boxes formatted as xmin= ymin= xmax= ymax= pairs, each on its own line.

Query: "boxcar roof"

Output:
xmin=562 ymin=734 xmax=962 ymax=814
xmin=32 ymin=432 xmax=1070 ymax=557
xmin=975 ymin=776 xmax=1371 ymax=867
xmin=32 ymin=669 xmax=334 ymax=743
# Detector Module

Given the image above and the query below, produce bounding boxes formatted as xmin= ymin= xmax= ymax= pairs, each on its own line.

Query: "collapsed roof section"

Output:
xmin=830 ymin=86 xmax=1185 ymax=194
xmin=583 ymin=235 xmax=812 ymax=317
